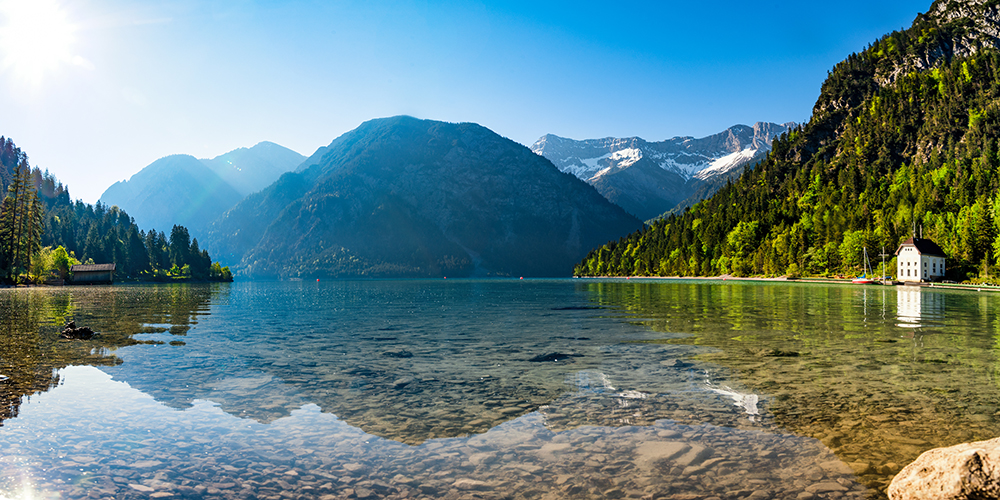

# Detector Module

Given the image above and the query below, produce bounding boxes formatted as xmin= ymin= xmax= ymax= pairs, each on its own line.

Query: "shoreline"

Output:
xmin=574 ymin=274 xmax=1000 ymax=292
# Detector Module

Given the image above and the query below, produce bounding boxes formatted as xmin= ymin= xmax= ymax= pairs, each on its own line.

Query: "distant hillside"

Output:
xmin=531 ymin=122 xmax=794 ymax=221
xmin=205 ymin=116 xmax=643 ymax=278
xmin=202 ymin=141 xmax=305 ymax=196
xmin=99 ymin=142 xmax=303 ymax=238
xmin=99 ymin=155 xmax=242 ymax=238
xmin=576 ymin=0 xmax=1000 ymax=281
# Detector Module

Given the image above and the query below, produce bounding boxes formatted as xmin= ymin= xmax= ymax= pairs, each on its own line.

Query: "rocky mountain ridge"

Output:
xmin=871 ymin=0 xmax=1000 ymax=86
xmin=531 ymin=122 xmax=795 ymax=220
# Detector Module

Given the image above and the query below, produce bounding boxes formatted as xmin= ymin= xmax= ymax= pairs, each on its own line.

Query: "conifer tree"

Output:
xmin=0 ymin=158 xmax=44 ymax=283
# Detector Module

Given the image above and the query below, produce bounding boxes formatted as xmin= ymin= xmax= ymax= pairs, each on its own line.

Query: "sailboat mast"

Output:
xmin=882 ymin=246 xmax=886 ymax=285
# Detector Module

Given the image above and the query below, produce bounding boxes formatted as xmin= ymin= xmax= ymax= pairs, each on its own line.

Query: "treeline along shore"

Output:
xmin=0 ymin=137 xmax=232 ymax=285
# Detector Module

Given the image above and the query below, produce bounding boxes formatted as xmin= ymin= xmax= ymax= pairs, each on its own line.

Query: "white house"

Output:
xmin=894 ymin=238 xmax=946 ymax=282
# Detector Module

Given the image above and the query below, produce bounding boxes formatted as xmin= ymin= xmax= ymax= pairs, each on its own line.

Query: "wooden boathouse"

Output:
xmin=70 ymin=264 xmax=116 ymax=285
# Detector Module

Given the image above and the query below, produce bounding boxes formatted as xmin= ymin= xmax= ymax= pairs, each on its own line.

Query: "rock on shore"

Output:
xmin=60 ymin=321 xmax=97 ymax=340
xmin=888 ymin=437 xmax=1000 ymax=499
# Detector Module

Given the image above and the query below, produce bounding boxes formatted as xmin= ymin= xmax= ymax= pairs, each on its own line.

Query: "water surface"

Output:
xmin=1 ymin=279 xmax=996 ymax=499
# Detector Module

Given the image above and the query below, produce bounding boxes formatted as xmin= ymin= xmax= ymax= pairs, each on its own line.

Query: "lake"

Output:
xmin=0 ymin=279 xmax=997 ymax=499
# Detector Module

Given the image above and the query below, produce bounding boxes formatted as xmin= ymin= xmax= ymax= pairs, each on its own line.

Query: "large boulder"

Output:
xmin=888 ymin=437 xmax=1000 ymax=499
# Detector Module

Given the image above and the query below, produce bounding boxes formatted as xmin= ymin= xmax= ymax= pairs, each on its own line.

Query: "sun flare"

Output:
xmin=0 ymin=0 xmax=79 ymax=86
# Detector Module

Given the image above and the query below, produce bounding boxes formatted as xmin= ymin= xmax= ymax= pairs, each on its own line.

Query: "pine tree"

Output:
xmin=0 ymin=158 xmax=44 ymax=283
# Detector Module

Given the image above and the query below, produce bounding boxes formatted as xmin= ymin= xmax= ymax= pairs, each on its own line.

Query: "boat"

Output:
xmin=852 ymin=247 xmax=877 ymax=285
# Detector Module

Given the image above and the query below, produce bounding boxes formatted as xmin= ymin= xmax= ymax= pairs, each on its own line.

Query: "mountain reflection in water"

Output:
xmin=1 ymin=280 xmax=997 ymax=499
xmin=91 ymin=281 xmax=762 ymax=444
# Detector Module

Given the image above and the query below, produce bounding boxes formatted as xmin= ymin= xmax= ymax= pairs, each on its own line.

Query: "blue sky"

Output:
xmin=0 ymin=0 xmax=931 ymax=203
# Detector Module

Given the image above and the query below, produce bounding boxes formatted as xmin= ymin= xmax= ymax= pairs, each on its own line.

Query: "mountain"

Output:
xmin=201 ymin=141 xmax=305 ymax=196
xmin=531 ymin=122 xmax=795 ymax=221
xmin=99 ymin=142 xmax=303 ymax=238
xmin=99 ymin=155 xmax=242 ymax=238
xmin=575 ymin=0 xmax=1000 ymax=281
xmin=205 ymin=116 xmax=643 ymax=278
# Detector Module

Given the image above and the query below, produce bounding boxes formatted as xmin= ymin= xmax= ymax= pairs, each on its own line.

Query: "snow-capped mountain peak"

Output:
xmin=532 ymin=122 xmax=794 ymax=183
xmin=531 ymin=121 xmax=796 ymax=220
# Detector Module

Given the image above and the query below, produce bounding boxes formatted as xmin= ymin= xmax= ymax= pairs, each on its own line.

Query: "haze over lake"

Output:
xmin=1 ymin=279 xmax=997 ymax=499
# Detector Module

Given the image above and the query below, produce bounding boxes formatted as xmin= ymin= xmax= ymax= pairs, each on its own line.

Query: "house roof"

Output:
xmin=894 ymin=238 xmax=946 ymax=257
xmin=70 ymin=263 xmax=117 ymax=272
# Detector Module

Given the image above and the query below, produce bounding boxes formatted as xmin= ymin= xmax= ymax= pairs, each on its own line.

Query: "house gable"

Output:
xmin=894 ymin=238 xmax=945 ymax=282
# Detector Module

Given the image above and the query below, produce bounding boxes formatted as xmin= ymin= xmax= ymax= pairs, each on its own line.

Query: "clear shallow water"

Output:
xmin=0 ymin=280 xmax=997 ymax=499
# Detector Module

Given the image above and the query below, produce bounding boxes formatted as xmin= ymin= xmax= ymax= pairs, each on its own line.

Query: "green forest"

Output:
xmin=576 ymin=11 xmax=1000 ymax=284
xmin=0 ymin=137 xmax=233 ymax=285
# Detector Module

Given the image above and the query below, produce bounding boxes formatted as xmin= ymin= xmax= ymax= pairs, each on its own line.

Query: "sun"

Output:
xmin=0 ymin=0 xmax=79 ymax=86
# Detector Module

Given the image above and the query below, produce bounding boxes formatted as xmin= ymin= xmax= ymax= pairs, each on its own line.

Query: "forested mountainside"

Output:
xmin=532 ymin=122 xmax=795 ymax=221
xmin=206 ymin=116 xmax=642 ymax=278
xmin=0 ymin=137 xmax=231 ymax=284
xmin=576 ymin=0 xmax=1000 ymax=281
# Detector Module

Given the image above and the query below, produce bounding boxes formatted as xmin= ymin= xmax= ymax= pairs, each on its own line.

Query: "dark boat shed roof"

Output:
xmin=70 ymin=264 xmax=117 ymax=272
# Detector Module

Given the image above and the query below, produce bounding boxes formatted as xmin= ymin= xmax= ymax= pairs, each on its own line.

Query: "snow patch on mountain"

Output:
xmin=530 ymin=121 xmax=795 ymax=220
xmin=610 ymin=148 xmax=642 ymax=168
xmin=531 ymin=122 xmax=794 ymax=184
xmin=694 ymin=148 xmax=763 ymax=180
xmin=570 ymin=153 xmax=611 ymax=179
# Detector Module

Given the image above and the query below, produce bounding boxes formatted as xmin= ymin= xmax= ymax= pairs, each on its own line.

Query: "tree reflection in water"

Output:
xmin=0 ymin=285 xmax=217 ymax=426
xmin=584 ymin=280 xmax=1000 ymax=493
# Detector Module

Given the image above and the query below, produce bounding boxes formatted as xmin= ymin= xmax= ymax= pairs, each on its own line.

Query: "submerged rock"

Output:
xmin=382 ymin=350 xmax=413 ymax=359
xmin=60 ymin=321 xmax=97 ymax=340
xmin=888 ymin=437 xmax=1000 ymax=500
xmin=527 ymin=352 xmax=582 ymax=363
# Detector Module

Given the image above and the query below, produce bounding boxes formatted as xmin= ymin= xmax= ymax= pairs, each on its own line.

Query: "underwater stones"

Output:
xmin=818 ymin=460 xmax=854 ymax=476
xmin=537 ymin=442 xmax=572 ymax=462
xmin=888 ymin=437 xmax=1000 ymax=500
xmin=342 ymin=463 xmax=366 ymax=473
xmin=675 ymin=444 xmax=714 ymax=468
xmin=659 ymin=359 xmax=691 ymax=368
xmin=806 ymin=481 xmax=848 ymax=493
xmin=352 ymin=487 xmax=376 ymax=498
xmin=849 ymin=461 xmax=872 ymax=474
xmin=391 ymin=377 xmax=414 ymax=388
xmin=453 ymin=478 xmax=491 ymax=490
xmin=132 ymin=460 xmax=164 ymax=469
xmin=634 ymin=441 xmax=691 ymax=470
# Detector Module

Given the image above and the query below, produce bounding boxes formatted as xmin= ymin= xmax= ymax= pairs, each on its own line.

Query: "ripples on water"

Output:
xmin=0 ymin=280 xmax=997 ymax=499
